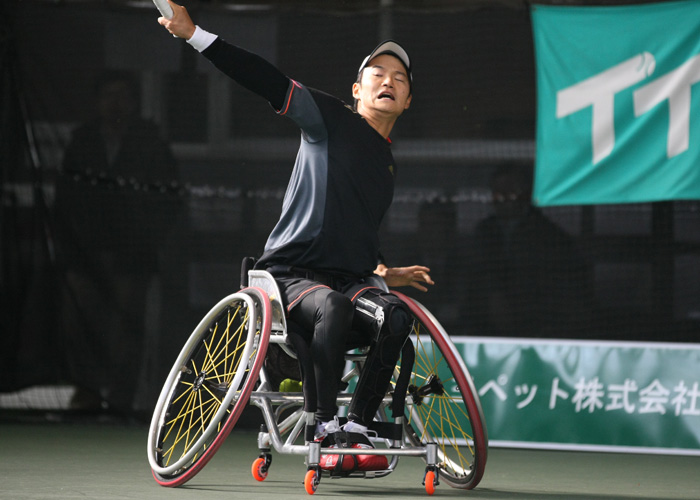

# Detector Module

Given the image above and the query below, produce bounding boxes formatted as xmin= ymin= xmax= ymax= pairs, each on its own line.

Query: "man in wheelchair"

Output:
xmin=159 ymin=2 xmax=434 ymax=473
xmin=267 ymin=263 xmax=431 ymax=472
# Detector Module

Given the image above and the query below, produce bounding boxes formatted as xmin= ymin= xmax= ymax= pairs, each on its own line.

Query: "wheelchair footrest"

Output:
xmin=306 ymin=419 xmax=402 ymax=443
xmin=368 ymin=421 xmax=403 ymax=441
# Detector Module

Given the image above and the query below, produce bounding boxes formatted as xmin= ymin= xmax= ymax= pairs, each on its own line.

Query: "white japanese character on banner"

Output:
xmin=478 ymin=374 xmax=508 ymax=401
xmin=549 ymin=377 xmax=569 ymax=409
xmin=605 ymin=379 xmax=638 ymax=413
xmin=638 ymin=379 xmax=670 ymax=414
xmin=671 ymin=381 xmax=700 ymax=417
xmin=571 ymin=377 xmax=605 ymax=413
xmin=514 ymin=384 xmax=538 ymax=409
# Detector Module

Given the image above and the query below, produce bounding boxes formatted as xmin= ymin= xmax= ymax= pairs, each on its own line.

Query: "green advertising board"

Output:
xmin=453 ymin=337 xmax=700 ymax=455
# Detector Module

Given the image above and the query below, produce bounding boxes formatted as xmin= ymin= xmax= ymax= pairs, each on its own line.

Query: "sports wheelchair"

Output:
xmin=147 ymin=266 xmax=488 ymax=495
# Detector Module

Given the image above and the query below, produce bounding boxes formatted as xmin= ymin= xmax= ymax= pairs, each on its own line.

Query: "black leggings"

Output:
xmin=286 ymin=287 xmax=411 ymax=424
xmin=287 ymin=288 xmax=353 ymax=422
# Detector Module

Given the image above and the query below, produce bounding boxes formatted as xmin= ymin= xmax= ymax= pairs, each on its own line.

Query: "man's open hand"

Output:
xmin=374 ymin=263 xmax=434 ymax=292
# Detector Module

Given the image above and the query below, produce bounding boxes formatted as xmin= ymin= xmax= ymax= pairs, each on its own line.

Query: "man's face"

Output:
xmin=352 ymin=54 xmax=412 ymax=117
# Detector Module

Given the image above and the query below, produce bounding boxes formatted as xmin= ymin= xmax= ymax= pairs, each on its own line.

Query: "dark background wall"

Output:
xmin=2 ymin=0 xmax=698 ymax=419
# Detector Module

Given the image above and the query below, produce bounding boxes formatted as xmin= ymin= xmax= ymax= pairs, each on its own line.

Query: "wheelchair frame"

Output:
xmin=147 ymin=270 xmax=488 ymax=496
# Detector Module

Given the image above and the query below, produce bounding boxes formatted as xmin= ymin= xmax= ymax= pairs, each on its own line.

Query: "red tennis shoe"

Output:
xmin=319 ymin=422 xmax=389 ymax=473
xmin=320 ymin=441 xmax=389 ymax=472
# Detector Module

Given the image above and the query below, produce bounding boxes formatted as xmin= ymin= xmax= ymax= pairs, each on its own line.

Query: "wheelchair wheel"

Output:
xmin=147 ymin=288 xmax=271 ymax=487
xmin=394 ymin=292 xmax=488 ymax=490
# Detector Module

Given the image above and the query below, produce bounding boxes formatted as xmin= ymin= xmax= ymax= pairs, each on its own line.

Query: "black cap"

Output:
xmin=358 ymin=40 xmax=412 ymax=87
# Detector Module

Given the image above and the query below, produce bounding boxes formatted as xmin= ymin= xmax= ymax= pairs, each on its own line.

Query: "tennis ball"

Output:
xmin=279 ymin=378 xmax=303 ymax=392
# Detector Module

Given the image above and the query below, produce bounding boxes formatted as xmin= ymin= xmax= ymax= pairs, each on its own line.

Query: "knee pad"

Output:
xmin=357 ymin=290 xmax=412 ymax=343
xmin=348 ymin=292 xmax=414 ymax=424
xmin=385 ymin=300 xmax=411 ymax=339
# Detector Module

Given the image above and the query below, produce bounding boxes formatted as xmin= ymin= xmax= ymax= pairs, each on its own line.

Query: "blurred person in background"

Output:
xmin=56 ymin=70 xmax=178 ymax=418
xmin=465 ymin=163 xmax=593 ymax=338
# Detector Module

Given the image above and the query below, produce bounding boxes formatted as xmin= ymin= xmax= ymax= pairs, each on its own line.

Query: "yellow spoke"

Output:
xmin=423 ymin=394 xmax=474 ymax=474
xmin=418 ymin=394 xmax=439 ymax=443
xmin=202 ymin=325 xmax=223 ymax=380
xmin=162 ymin=389 xmax=198 ymax=465
xmin=162 ymin=389 xmax=197 ymax=458
xmin=224 ymin=337 xmax=255 ymax=386
xmin=412 ymin=337 xmax=446 ymax=384
xmin=437 ymin=397 xmax=472 ymax=473
xmin=223 ymin=308 xmax=234 ymax=377
xmin=164 ymin=378 xmax=221 ymax=441
xmin=201 ymin=304 xmax=242 ymax=378
xmin=207 ymin=304 xmax=243 ymax=373
xmin=181 ymin=386 xmax=201 ymax=456
xmin=446 ymin=393 xmax=471 ymax=421
xmin=224 ymin=306 xmax=251 ymax=383
xmin=166 ymin=357 xmax=201 ymax=408
xmin=173 ymin=394 xmax=218 ymax=458
xmin=204 ymin=338 xmax=248 ymax=385
xmin=204 ymin=310 xmax=248 ymax=386
xmin=169 ymin=380 xmax=194 ymax=407
xmin=193 ymin=390 xmax=207 ymax=451
xmin=164 ymin=393 xmax=215 ymax=430
xmin=201 ymin=382 xmax=225 ymax=405
xmin=433 ymin=397 xmax=464 ymax=472
xmin=437 ymin=396 xmax=462 ymax=449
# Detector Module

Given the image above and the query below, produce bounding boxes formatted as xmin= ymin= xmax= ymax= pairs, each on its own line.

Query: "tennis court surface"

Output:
xmin=2 ymin=419 xmax=697 ymax=500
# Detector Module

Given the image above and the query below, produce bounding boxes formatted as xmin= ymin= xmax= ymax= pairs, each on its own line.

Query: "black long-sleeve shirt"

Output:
xmin=200 ymin=36 xmax=397 ymax=276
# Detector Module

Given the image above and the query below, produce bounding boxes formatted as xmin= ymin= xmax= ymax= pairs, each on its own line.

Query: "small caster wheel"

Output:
xmin=304 ymin=468 xmax=320 ymax=495
xmin=252 ymin=454 xmax=272 ymax=482
xmin=423 ymin=467 xmax=439 ymax=496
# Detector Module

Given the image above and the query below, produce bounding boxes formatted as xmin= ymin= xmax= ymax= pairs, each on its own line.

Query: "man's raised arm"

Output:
xmin=158 ymin=0 xmax=290 ymax=110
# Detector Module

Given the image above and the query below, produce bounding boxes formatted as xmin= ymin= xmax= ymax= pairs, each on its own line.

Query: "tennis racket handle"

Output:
xmin=153 ymin=0 xmax=174 ymax=19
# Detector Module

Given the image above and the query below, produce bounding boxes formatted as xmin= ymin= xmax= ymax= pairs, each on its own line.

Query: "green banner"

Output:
xmin=456 ymin=337 xmax=700 ymax=454
xmin=532 ymin=1 xmax=700 ymax=206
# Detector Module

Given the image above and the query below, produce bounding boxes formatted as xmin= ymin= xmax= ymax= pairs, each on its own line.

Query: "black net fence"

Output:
xmin=2 ymin=0 xmax=698 ymax=418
